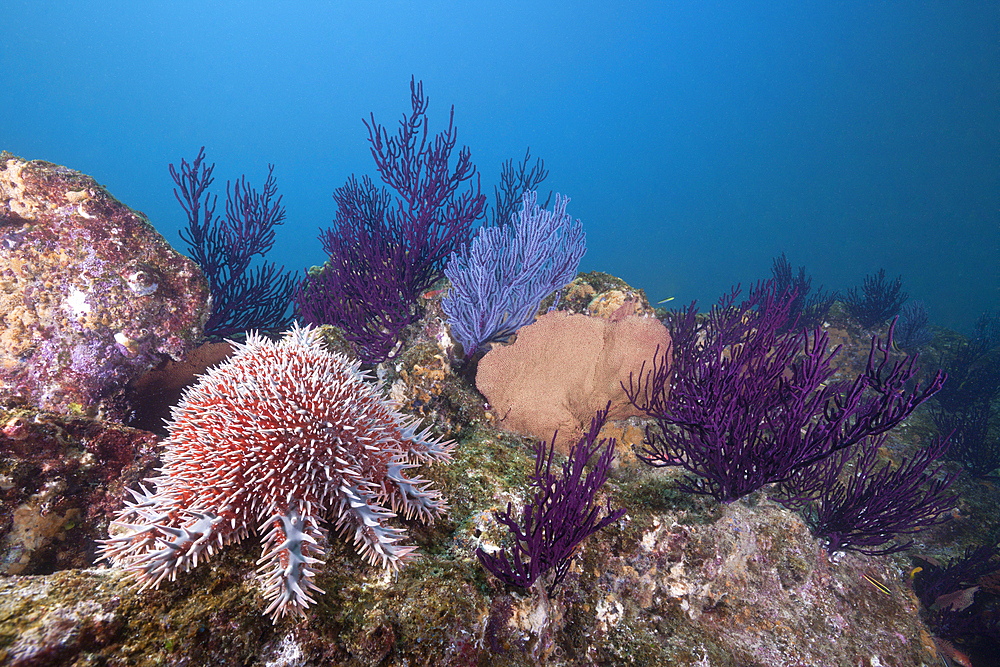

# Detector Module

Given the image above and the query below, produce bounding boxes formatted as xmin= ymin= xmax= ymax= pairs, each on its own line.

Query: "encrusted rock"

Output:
xmin=0 ymin=407 xmax=159 ymax=576
xmin=0 ymin=152 xmax=210 ymax=416
xmin=546 ymin=271 xmax=657 ymax=319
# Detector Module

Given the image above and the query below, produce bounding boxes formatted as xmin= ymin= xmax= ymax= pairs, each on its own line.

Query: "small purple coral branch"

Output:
xmin=477 ymin=405 xmax=625 ymax=594
xmin=490 ymin=147 xmax=550 ymax=227
xmin=844 ymin=268 xmax=908 ymax=329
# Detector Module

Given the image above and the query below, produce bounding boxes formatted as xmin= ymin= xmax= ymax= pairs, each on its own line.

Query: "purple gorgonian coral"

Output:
xmin=625 ymin=281 xmax=946 ymax=503
xmin=295 ymin=78 xmax=485 ymax=362
xmin=477 ymin=405 xmax=624 ymax=594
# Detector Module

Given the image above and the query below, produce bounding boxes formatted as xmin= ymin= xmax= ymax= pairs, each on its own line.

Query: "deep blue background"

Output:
xmin=4 ymin=1 xmax=997 ymax=332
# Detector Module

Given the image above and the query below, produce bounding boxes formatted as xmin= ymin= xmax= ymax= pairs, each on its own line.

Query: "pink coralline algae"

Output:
xmin=0 ymin=151 xmax=210 ymax=417
xmin=98 ymin=325 xmax=453 ymax=621
xmin=0 ymin=407 xmax=160 ymax=576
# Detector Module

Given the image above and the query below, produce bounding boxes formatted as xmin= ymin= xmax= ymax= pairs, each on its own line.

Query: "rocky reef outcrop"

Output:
xmin=0 ymin=152 xmax=209 ymax=417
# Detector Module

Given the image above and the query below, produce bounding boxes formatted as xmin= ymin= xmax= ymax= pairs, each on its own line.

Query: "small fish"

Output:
xmin=657 ymin=296 xmax=675 ymax=304
xmin=909 ymin=566 xmax=924 ymax=579
xmin=934 ymin=637 xmax=973 ymax=667
xmin=421 ymin=288 xmax=448 ymax=300
xmin=863 ymin=573 xmax=892 ymax=596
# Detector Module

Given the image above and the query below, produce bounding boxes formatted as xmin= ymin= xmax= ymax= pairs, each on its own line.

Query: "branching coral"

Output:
xmin=770 ymin=252 xmax=837 ymax=331
xmin=170 ymin=147 xmax=295 ymax=340
xmin=775 ymin=433 xmax=956 ymax=555
xmin=844 ymin=268 xmax=908 ymax=329
xmin=625 ymin=281 xmax=945 ymax=503
xmin=477 ymin=405 xmax=624 ymax=594
xmin=295 ymin=78 xmax=486 ymax=362
xmin=489 ymin=147 xmax=550 ymax=228
xmin=442 ymin=190 xmax=586 ymax=356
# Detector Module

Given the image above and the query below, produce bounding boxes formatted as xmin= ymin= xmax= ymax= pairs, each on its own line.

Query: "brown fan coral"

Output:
xmin=476 ymin=311 xmax=671 ymax=450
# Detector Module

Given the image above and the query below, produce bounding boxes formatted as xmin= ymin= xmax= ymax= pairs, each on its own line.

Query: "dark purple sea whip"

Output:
xmin=625 ymin=281 xmax=946 ymax=503
xmin=477 ymin=405 xmax=624 ymax=594
xmin=170 ymin=147 xmax=295 ymax=339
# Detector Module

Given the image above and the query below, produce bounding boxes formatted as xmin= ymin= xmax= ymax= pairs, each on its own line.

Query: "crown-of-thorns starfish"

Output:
xmin=99 ymin=324 xmax=453 ymax=621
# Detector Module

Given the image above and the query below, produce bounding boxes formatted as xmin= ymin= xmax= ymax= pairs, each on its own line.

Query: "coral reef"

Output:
xmin=0 ymin=157 xmax=982 ymax=666
xmin=0 ymin=284 xmax=967 ymax=666
xmin=546 ymin=271 xmax=658 ymax=319
xmin=0 ymin=152 xmax=210 ymax=417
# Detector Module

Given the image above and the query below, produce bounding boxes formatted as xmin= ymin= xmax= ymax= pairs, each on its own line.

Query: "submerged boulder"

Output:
xmin=0 ymin=407 xmax=159 ymax=576
xmin=0 ymin=152 xmax=209 ymax=417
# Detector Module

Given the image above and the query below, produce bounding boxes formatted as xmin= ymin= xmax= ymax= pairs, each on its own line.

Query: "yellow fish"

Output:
xmin=657 ymin=296 xmax=676 ymax=304
xmin=863 ymin=573 xmax=892 ymax=596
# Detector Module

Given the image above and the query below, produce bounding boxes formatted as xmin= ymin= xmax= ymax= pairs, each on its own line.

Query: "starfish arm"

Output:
xmin=99 ymin=501 xmax=229 ymax=591
xmin=256 ymin=505 xmax=328 ymax=621
xmin=383 ymin=461 xmax=450 ymax=522
xmin=395 ymin=415 xmax=456 ymax=462
xmin=332 ymin=484 xmax=419 ymax=569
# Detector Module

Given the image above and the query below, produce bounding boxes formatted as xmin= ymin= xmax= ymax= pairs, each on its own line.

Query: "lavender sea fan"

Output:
xmin=477 ymin=406 xmax=624 ymax=594
xmin=442 ymin=190 xmax=585 ymax=356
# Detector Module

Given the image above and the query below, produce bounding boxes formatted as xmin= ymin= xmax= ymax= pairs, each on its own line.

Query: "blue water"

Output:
xmin=4 ymin=1 xmax=997 ymax=333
